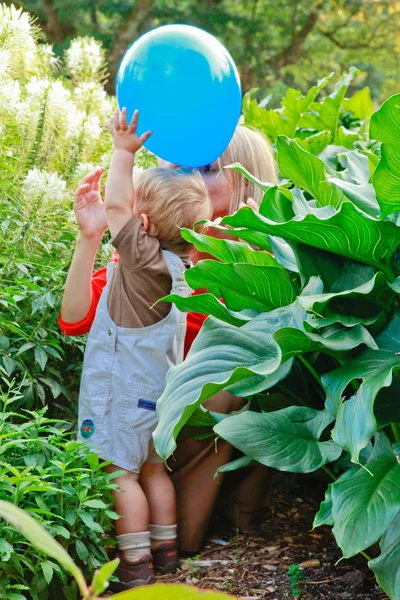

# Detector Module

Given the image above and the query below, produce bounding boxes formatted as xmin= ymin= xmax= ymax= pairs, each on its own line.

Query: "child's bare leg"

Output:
xmin=140 ymin=463 xmax=177 ymax=549
xmin=106 ymin=465 xmax=149 ymax=533
xmin=105 ymin=465 xmax=151 ymax=562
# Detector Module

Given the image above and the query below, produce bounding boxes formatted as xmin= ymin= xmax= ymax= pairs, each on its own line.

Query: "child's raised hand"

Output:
xmin=74 ymin=167 xmax=108 ymax=239
xmin=108 ymin=108 xmax=152 ymax=154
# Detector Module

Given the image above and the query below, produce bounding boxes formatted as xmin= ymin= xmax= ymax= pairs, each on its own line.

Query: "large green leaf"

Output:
xmin=154 ymin=303 xmax=376 ymax=460
xmin=114 ymin=584 xmax=235 ymax=599
xmin=162 ymin=294 xmax=251 ymax=327
xmin=214 ymin=406 xmax=341 ymax=473
xmin=327 ymin=178 xmax=379 ymax=218
xmin=313 ymin=484 xmax=335 ymax=528
xmin=277 ymin=136 xmax=345 ymax=209
xmin=370 ymin=93 xmax=400 ymax=146
xmin=217 ymin=202 xmax=400 ymax=278
xmin=298 ymin=271 xmax=400 ymax=314
xmin=343 ymin=87 xmax=374 ymax=121
xmin=369 ymin=512 xmax=400 ymax=600
xmin=185 ymin=260 xmax=295 ymax=312
xmin=295 ymin=130 xmax=331 ymax=155
xmin=259 ymin=186 xmax=295 ymax=222
xmin=370 ymin=94 xmax=400 ymax=217
xmin=268 ymin=236 xmax=298 ymax=273
xmin=322 ymin=350 xmax=400 ymax=463
xmin=376 ymin=310 xmax=400 ymax=351
xmin=181 ymin=229 xmax=274 ymax=265
xmin=299 ymin=68 xmax=358 ymax=136
xmin=313 ymin=466 xmax=360 ymax=529
xmin=242 ymin=74 xmax=332 ymax=141
xmin=373 ymin=144 xmax=400 ymax=219
xmin=331 ymin=433 xmax=400 ymax=558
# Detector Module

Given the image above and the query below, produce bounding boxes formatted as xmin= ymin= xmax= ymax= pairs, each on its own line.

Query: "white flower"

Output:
xmin=73 ymin=81 xmax=112 ymax=119
xmin=65 ymin=37 xmax=105 ymax=82
xmin=0 ymin=49 xmax=10 ymax=78
xmin=35 ymin=44 xmax=60 ymax=75
xmin=0 ymin=78 xmax=20 ymax=111
xmin=0 ymin=5 xmax=32 ymax=35
xmin=65 ymin=104 xmax=86 ymax=138
xmin=23 ymin=77 xmax=71 ymax=128
xmin=25 ymin=76 xmax=51 ymax=98
xmin=48 ymin=80 xmax=71 ymax=106
xmin=74 ymin=162 xmax=97 ymax=179
xmin=23 ymin=168 xmax=66 ymax=205
xmin=0 ymin=6 xmax=36 ymax=74
xmin=83 ymin=113 xmax=102 ymax=141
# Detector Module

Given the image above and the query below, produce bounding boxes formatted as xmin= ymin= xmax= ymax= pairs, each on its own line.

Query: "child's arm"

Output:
xmin=105 ymin=108 xmax=152 ymax=240
xmin=60 ymin=168 xmax=107 ymax=323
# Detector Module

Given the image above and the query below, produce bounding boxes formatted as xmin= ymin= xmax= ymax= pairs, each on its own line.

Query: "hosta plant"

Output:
xmin=153 ymin=94 xmax=400 ymax=599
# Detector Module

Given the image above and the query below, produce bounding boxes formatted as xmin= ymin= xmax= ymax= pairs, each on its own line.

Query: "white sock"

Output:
xmin=149 ymin=523 xmax=177 ymax=549
xmin=117 ymin=532 xmax=151 ymax=562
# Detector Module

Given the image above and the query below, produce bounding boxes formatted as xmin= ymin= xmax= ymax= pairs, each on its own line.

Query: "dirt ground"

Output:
xmin=158 ymin=473 xmax=388 ymax=599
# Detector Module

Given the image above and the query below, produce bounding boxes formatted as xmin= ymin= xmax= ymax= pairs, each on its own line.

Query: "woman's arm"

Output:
xmin=60 ymin=168 xmax=108 ymax=324
xmin=60 ymin=233 xmax=103 ymax=323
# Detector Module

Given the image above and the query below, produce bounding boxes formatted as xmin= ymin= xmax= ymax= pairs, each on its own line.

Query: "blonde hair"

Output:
xmin=134 ymin=168 xmax=212 ymax=254
xmin=215 ymin=125 xmax=278 ymax=213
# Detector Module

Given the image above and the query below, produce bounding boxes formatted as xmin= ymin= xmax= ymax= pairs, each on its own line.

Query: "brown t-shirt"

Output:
xmin=107 ymin=215 xmax=173 ymax=328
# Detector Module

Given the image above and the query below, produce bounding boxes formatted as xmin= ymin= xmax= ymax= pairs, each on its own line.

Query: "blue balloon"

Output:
xmin=116 ymin=24 xmax=242 ymax=168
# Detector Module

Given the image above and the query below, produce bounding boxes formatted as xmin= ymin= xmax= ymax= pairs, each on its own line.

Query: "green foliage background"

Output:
xmin=8 ymin=0 xmax=400 ymax=104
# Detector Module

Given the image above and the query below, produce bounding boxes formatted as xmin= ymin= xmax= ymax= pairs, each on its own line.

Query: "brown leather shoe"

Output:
xmin=152 ymin=541 xmax=179 ymax=574
xmin=110 ymin=552 xmax=155 ymax=591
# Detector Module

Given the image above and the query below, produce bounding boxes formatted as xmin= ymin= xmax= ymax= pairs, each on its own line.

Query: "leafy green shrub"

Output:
xmin=153 ymin=94 xmax=400 ymax=599
xmin=0 ymin=499 xmax=233 ymax=600
xmin=0 ymin=369 xmax=119 ymax=599
xmin=242 ymin=68 xmax=374 ymax=154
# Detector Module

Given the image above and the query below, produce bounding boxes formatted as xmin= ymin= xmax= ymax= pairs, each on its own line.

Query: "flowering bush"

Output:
xmin=0 ymin=6 xmax=155 ymax=415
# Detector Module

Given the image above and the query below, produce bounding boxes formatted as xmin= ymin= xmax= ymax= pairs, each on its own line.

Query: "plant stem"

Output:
xmin=360 ymin=550 xmax=372 ymax=562
xmin=391 ymin=423 xmax=400 ymax=442
xmin=322 ymin=465 xmax=336 ymax=481
xmin=298 ymin=355 xmax=323 ymax=388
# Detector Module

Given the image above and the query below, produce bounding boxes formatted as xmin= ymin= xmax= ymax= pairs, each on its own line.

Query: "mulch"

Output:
xmin=157 ymin=473 xmax=388 ymax=599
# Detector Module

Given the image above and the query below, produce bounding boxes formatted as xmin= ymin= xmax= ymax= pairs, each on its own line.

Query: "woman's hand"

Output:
xmin=240 ymin=197 xmax=259 ymax=211
xmin=74 ymin=167 xmax=108 ymax=239
xmin=108 ymin=108 xmax=152 ymax=154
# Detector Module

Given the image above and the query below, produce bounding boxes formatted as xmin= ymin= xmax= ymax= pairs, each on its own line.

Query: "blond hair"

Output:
xmin=215 ymin=125 xmax=278 ymax=213
xmin=134 ymin=168 xmax=212 ymax=255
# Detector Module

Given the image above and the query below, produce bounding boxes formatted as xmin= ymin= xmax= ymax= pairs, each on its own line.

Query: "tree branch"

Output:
xmin=269 ymin=1 xmax=322 ymax=70
xmin=319 ymin=15 xmax=394 ymax=51
xmin=106 ymin=0 xmax=157 ymax=94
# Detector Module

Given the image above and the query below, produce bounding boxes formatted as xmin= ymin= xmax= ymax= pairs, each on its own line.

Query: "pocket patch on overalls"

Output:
xmin=80 ymin=418 xmax=95 ymax=438
xmin=138 ymin=399 xmax=157 ymax=411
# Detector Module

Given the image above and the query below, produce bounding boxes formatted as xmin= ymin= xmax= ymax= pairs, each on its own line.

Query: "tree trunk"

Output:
xmin=41 ymin=0 xmax=65 ymax=43
xmin=106 ymin=0 xmax=157 ymax=94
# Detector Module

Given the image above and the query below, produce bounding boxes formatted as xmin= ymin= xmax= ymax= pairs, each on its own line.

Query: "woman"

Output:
xmin=59 ymin=124 xmax=278 ymax=553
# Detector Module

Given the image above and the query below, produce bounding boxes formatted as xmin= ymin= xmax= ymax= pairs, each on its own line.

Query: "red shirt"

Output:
xmin=58 ymin=251 xmax=207 ymax=357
